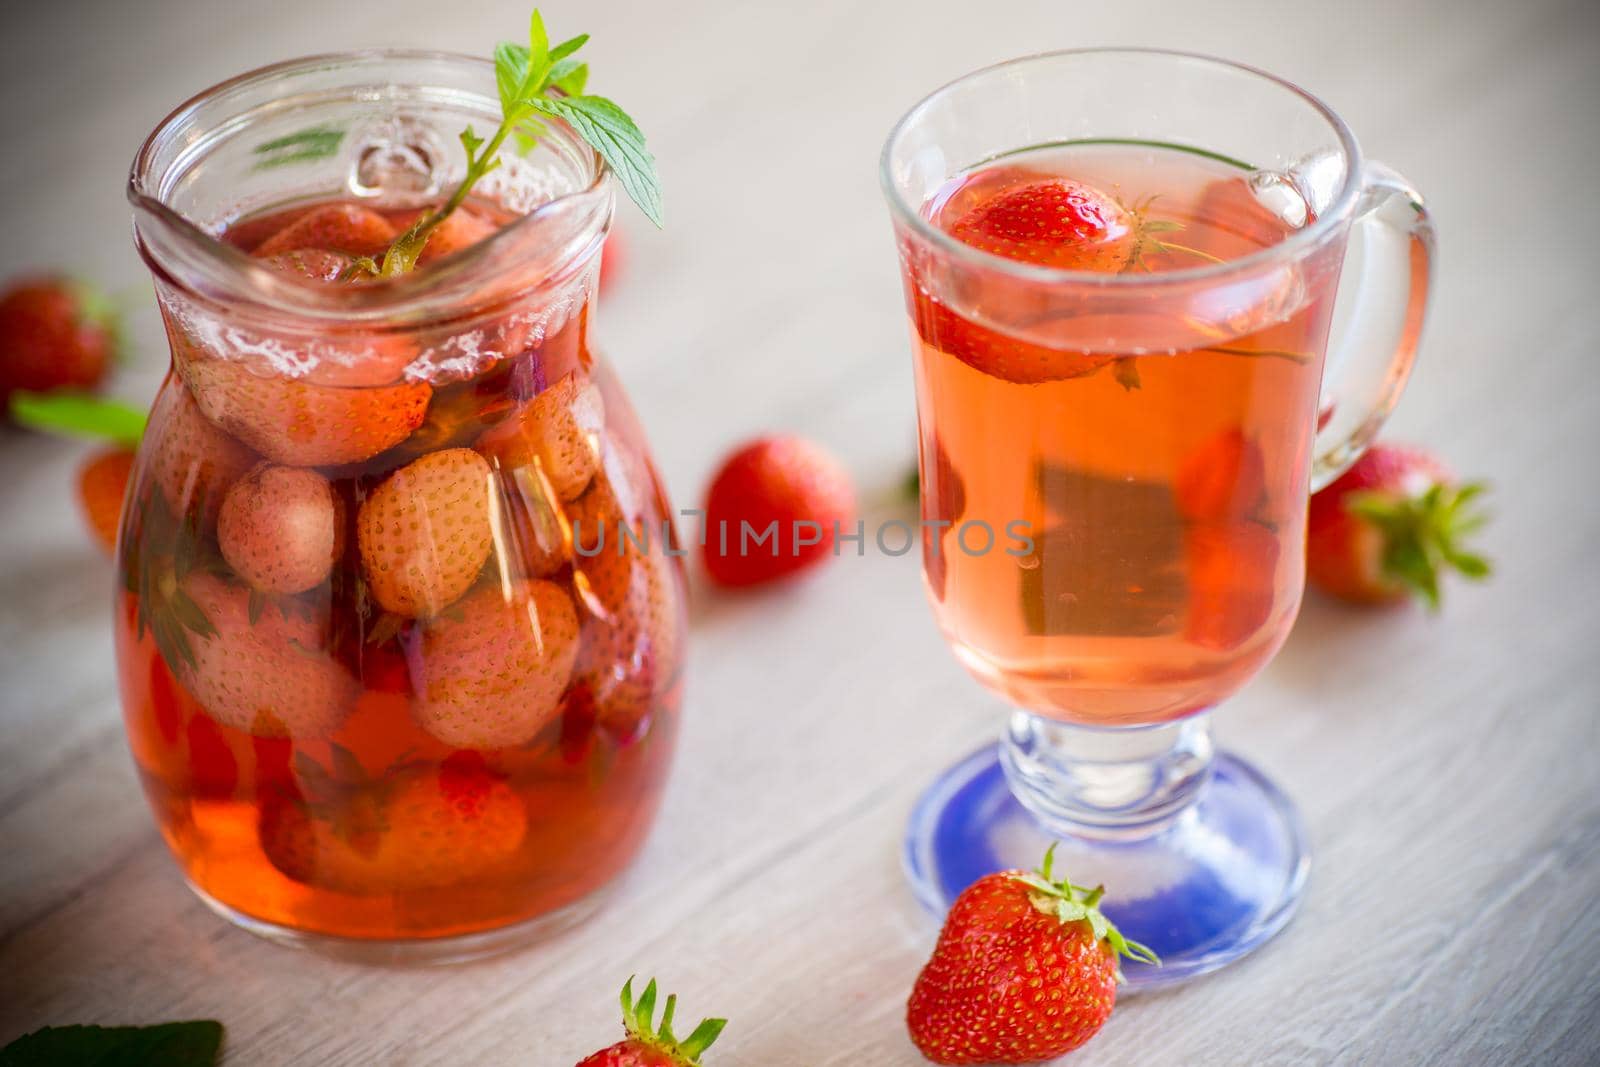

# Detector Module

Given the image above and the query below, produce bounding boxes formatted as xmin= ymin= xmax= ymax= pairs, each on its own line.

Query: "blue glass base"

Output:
xmin=905 ymin=743 xmax=1309 ymax=990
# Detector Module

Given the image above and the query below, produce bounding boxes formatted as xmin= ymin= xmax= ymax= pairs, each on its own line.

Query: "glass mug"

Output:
xmin=882 ymin=49 xmax=1432 ymax=986
xmin=121 ymin=52 xmax=686 ymax=962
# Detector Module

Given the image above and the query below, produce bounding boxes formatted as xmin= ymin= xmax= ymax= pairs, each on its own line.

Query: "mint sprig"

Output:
xmin=374 ymin=9 xmax=660 ymax=277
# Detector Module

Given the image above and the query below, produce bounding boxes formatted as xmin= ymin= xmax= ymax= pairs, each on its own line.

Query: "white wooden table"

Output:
xmin=2 ymin=0 xmax=1597 ymax=1062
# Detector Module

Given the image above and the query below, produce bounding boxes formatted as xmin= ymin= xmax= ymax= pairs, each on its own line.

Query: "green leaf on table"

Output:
xmin=9 ymin=391 xmax=146 ymax=446
xmin=0 ymin=1021 xmax=223 ymax=1066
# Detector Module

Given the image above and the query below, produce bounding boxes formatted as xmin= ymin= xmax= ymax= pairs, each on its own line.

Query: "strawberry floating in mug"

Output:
xmin=920 ymin=171 xmax=1223 ymax=385
xmin=947 ymin=177 xmax=1138 ymax=273
xmin=575 ymin=977 xmax=726 ymax=1067
xmin=1307 ymin=443 xmax=1491 ymax=608
xmin=907 ymin=844 xmax=1156 ymax=1064
xmin=701 ymin=435 xmax=855 ymax=588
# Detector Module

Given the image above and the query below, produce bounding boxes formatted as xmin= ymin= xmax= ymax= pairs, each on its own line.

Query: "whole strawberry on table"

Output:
xmin=0 ymin=276 xmax=118 ymax=406
xmin=575 ymin=977 xmax=726 ymax=1067
xmin=907 ymin=845 xmax=1156 ymax=1064
xmin=701 ymin=434 xmax=855 ymax=588
xmin=1307 ymin=443 xmax=1491 ymax=608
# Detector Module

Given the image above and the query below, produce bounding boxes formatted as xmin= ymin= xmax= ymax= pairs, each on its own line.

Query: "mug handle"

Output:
xmin=1310 ymin=162 xmax=1435 ymax=490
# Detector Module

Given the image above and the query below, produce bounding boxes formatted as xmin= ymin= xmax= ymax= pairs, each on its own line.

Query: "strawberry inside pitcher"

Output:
xmin=114 ymin=195 xmax=686 ymax=941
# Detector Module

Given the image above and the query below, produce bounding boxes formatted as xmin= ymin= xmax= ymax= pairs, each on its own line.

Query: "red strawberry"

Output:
xmin=600 ymin=230 xmax=625 ymax=292
xmin=1308 ymin=444 xmax=1491 ymax=608
xmin=414 ymin=207 xmax=498 ymax=265
xmin=918 ymin=434 xmax=966 ymax=601
xmin=219 ymin=464 xmax=344 ymax=594
xmin=0 ymin=277 xmax=116 ymax=403
xmin=575 ymin=978 xmax=726 ymax=1067
xmin=1174 ymin=426 xmax=1268 ymax=522
xmin=260 ymin=248 xmax=356 ymax=283
xmin=491 ymin=463 xmax=574 ymax=581
xmin=701 ymin=435 xmax=855 ymax=588
xmin=185 ymin=711 xmax=240 ymax=798
xmin=478 ymin=373 xmax=607 ymax=501
xmin=916 ymin=175 xmax=1204 ymax=384
xmin=569 ymin=447 xmax=686 ymax=741
xmin=411 ymin=579 xmax=581 ymax=749
xmin=174 ymin=571 xmax=358 ymax=738
xmin=907 ymin=846 xmax=1156 ymax=1064
xmin=253 ymin=204 xmax=398 ymax=259
xmin=177 ymin=351 xmax=431 ymax=467
xmin=78 ymin=447 xmax=134 ymax=555
xmin=911 ymin=295 xmax=1116 ymax=385
xmin=1183 ymin=520 xmax=1282 ymax=652
xmin=357 ymin=447 xmax=494 ymax=616
xmin=947 ymin=178 xmax=1136 ymax=272
xmin=261 ymin=751 xmax=527 ymax=895
xmin=146 ymin=381 xmax=258 ymax=523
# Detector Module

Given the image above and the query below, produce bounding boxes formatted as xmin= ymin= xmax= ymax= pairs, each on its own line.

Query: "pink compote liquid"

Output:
xmin=116 ymin=197 xmax=685 ymax=940
xmin=910 ymin=144 xmax=1337 ymax=725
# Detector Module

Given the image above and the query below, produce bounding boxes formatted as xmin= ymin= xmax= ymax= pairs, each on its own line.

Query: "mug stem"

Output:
xmin=1000 ymin=711 xmax=1215 ymax=838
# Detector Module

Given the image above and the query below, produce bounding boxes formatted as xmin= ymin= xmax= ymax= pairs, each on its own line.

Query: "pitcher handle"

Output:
xmin=1311 ymin=162 xmax=1435 ymax=490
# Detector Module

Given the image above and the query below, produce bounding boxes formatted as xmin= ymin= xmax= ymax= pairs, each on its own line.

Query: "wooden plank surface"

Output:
xmin=2 ymin=0 xmax=1598 ymax=1063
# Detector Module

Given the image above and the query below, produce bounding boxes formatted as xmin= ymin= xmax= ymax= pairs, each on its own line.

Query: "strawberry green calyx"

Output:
xmin=1347 ymin=481 xmax=1492 ymax=610
xmin=1012 ymin=844 xmax=1159 ymax=978
xmin=67 ymin=279 xmax=124 ymax=353
xmin=619 ymin=977 xmax=726 ymax=1065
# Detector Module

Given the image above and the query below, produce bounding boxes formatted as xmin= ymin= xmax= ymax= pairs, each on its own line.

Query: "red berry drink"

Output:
xmin=909 ymin=144 xmax=1341 ymax=725
xmin=121 ymin=50 xmax=682 ymax=956
xmin=887 ymin=49 xmax=1435 ymax=981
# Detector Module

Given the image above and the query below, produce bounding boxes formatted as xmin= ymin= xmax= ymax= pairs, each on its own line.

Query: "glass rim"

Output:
xmin=879 ymin=47 xmax=1366 ymax=288
xmin=128 ymin=48 xmax=610 ymax=321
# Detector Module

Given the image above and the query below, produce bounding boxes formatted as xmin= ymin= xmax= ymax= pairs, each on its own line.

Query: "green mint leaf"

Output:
xmin=512 ymin=122 xmax=547 ymax=156
xmin=252 ymin=125 xmax=344 ymax=170
xmin=531 ymin=94 xmax=663 ymax=227
xmin=527 ymin=8 xmax=550 ymax=65
xmin=9 ymin=391 xmax=146 ymax=446
xmin=549 ymin=58 xmax=589 ymax=96
xmin=494 ymin=44 xmax=531 ymax=113
xmin=1113 ymin=357 xmax=1142 ymax=391
xmin=460 ymin=125 xmax=486 ymax=159
xmin=547 ymin=32 xmax=589 ymax=63
xmin=328 ymin=741 xmax=367 ymax=783
xmin=0 ymin=1021 xmax=223 ymax=1066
